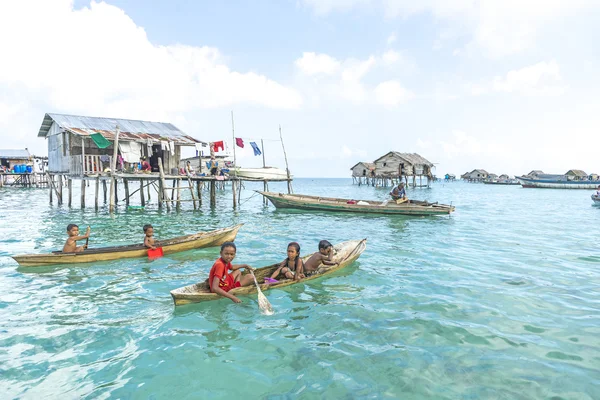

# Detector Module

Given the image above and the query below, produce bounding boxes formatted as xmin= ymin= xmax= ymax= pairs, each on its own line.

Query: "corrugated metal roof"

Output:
xmin=350 ymin=162 xmax=375 ymax=170
xmin=37 ymin=113 xmax=203 ymax=146
xmin=0 ymin=149 xmax=30 ymax=159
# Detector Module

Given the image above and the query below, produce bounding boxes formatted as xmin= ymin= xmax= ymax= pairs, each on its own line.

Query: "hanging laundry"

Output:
xmin=213 ymin=141 xmax=224 ymax=152
xmin=250 ymin=142 xmax=262 ymax=156
xmin=235 ymin=138 xmax=244 ymax=148
xmin=169 ymin=141 xmax=175 ymax=156
xmin=147 ymin=138 xmax=153 ymax=154
xmin=161 ymin=140 xmax=168 ymax=151
xmin=195 ymin=143 xmax=203 ymax=152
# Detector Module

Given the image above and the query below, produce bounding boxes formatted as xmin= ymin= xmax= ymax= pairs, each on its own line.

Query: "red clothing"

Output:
xmin=209 ymin=258 xmax=239 ymax=292
xmin=235 ymin=138 xmax=244 ymax=148
xmin=213 ymin=141 xmax=224 ymax=152
xmin=141 ymin=161 xmax=151 ymax=171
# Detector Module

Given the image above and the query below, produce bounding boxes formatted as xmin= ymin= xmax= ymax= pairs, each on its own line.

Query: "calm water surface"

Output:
xmin=0 ymin=179 xmax=598 ymax=399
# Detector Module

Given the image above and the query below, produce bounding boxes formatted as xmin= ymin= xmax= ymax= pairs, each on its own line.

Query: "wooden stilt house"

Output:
xmin=38 ymin=113 xmax=203 ymax=176
xmin=371 ymin=152 xmax=434 ymax=187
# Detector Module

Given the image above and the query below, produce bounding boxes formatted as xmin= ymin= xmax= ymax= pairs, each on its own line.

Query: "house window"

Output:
xmin=383 ymin=162 xmax=387 ymax=167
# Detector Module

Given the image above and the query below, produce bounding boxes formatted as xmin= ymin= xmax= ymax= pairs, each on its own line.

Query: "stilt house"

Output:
xmin=372 ymin=152 xmax=434 ymax=187
xmin=0 ymin=149 xmax=30 ymax=171
xmin=461 ymin=169 xmax=490 ymax=182
xmin=38 ymin=113 xmax=203 ymax=175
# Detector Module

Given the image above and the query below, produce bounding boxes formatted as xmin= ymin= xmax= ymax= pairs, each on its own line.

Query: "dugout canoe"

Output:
xmin=12 ymin=224 xmax=243 ymax=267
xmin=170 ymin=239 xmax=367 ymax=305
xmin=592 ymin=194 xmax=600 ymax=204
xmin=257 ymin=191 xmax=454 ymax=216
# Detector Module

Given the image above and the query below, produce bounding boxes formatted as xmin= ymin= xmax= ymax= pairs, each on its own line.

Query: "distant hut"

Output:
xmin=444 ymin=173 xmax=456 ymax=182
xmin=498 ymin=174 xmax=510 ymax=180
xmin=461 ymin=169 xmax=489 ymax=182
xmin=0 ymin=148 xmax=30 ymax=172
xmin=371 ymin=152 xmax=434 ymax=187
xmin=565 ymin=169 xmax=587 ymax=181
xmin=488 ymin=173 xmax=498 ymax=180
xmin=589 ymin=173 xmax=599 ymax=181
xmin=526 ymin=170 xmax=544 ymax=177
xmin=350 ymin=162 xmax=376 ymax=185
xmin=38 ymin=113 xmax=203 ymax=175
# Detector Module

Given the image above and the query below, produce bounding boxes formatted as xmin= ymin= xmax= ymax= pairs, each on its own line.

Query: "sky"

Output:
xmin=0 ymin=0 xmax=599 ymax=177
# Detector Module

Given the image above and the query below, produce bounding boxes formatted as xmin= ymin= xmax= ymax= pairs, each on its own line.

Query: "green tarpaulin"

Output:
xmin=90 ymin=132 xmax=111 ymax=149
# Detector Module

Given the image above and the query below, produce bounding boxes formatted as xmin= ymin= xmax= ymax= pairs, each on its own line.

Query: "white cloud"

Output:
xmin=341 ymin=145 xmax=367 ymax=158
xmin=382 ymin=50 xmax=400 ymax=65
xmin=387 ymin=33 xmax=397 ymax=45
xmin=295 ymin=52 xmax=341 ymax=75
xmin=0 ymin=0 xmax=302 ymax=120
xmin=469 ymin=60 xmax=567 ymax=96
xmin=374 ymin=81 xmax=414 ymax=106
xmin=302 ymin=0 xmax=600 ymax=58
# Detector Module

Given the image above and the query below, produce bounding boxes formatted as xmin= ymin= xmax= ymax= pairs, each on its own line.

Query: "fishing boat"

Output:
xmin=232 ymin=167 xmax=290 ymax=180
xmin=517 ymin=170 xmax=600 ymax=189
xmin=257 ymin=191 xmax=454 ymax=216
xmin=12 ymin=224 xmax=243 ymax=267
xmin=170 ymin=239 xmax=367 ymax=305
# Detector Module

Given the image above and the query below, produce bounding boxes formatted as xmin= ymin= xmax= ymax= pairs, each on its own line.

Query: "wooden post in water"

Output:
xmin=176 ymin=178 xmax=181 ymax=210
xmin=196 ymin=181 xmax=202 ymax=206
xmin=49 ymin=175 xmax=53 ymax=203
xmin=210 ymin=180 xmax=216 ymax=207
xmin=80 ymin=178 xmax=86 ymax=208
xmin=231 ymin=111 xmax=237 ymax=209
xmin=279 ymin=125 xmax=292 ymax=194
xmin=109 ymin=125 xmax=120 ymax=213
xmin=124 ymin=179 xmax=130 ymax=206
xmin=261 ymin=138 xmax=268 ymax=205
xmin=95 ymin=177 xmax=99 ymax=210
xmin=102 ymin=179 xmax=107 ymax=203
xmin=140 ymin=179 xmax=145 ymax=207
xmin=67 ymin=178 xmax=72 ymax=207
xmin=157 ymin=157 xmax=171 ymax=211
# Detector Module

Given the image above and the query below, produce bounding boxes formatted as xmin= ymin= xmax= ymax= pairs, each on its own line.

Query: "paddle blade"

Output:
xmin=257 ymin=291 xmax=274 ymax=315
xmin=148 ymin=247 xmax=164 ymax=259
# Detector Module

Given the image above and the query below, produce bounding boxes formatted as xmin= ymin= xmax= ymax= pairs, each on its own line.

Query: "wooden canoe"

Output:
xmin=258 ymin=191 xmax=455 ymax=216
xmin=592 ymin=194 xmax=600 ymax=203
xmin=12 ymin=224 xmax=243 ymax=267
xmin=170 ymin=239 xmax=367 ymax=305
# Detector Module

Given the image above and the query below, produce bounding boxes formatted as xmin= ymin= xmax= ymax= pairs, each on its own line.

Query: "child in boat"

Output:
xmin=271 ymin=242 xmax=305 ymax=281
xmin=209 ymin=242 xmax=255 ymax=303
xmin=143 ymin=224 xmax=156 ymax=250
xmin=63 ymin=224 xmax=90 ymax=253
xmin=390 ymin=182 xmax=408 ymax=203
xmin=303 ymin=240 xmax=337 ymax=275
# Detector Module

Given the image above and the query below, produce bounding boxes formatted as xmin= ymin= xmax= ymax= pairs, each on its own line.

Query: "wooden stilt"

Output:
xmin=196 ymin=181 xmax=202 ymax=207
xmin=124 ymin=179 xmax=130 ymax=206
xmin=187 ymin=176 xmax=197 ymax=210
xmin=176 ymin=178 xmax=181 ymax=210
xmin=210 ymin=180 xmax=216 ymax=207
xmin=58 ymin=175 xmax=63 ymax=205
xmin=81 ymin=178 xmax=86 ymax=208
xmin=232 ymin=179 xmax=237 ymax=209
xmin=102 ymin=180 xmax=107 ymax=203
xmin=95 ymin=177 xmax=99 ymax=210
xmin=68 ymin=178 xmax=72 ymax=207
xmin=147 ymin=180 xmax=151 ymax=201
xmin=157 ymin=157 xmax=171 ymax=211
xmin=49 ymin=175 xmax=52 ymax=203
xmin=171 ymin=179 xmax=176 ymax=207
xmin=114 ymin=180 xmax=118 ymax=205
xmin=156 ymin=179 xmax=161 ymax=209
xmin=140 ymin=179 xmax=145 ymax=207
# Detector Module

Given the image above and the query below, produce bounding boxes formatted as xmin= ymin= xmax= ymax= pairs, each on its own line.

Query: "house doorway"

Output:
xmin=149 ymin=144 xmax=164 ymax=172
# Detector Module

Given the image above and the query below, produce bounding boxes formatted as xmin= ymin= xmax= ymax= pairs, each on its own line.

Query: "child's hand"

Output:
xmin=231 ymin=297 xmax=242 ymax=304
xmin=245 ymin=265 xmax=254 ymax=272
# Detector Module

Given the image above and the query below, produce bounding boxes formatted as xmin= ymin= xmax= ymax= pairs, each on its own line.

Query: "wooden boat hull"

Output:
xmin=517 ymin=176 xmax=600 ymax=189
xmin=592 ymin=194 xmax=600 ymax=203
xmin=232 ymin=167 xmax=291 ymax=180
xmin=170 ymin=239 xmax=367 ymax=305
xmin=12 ymin=224 xmax=243 ymax=267
xmin=258 ymin=191 xmax=454 ymax=216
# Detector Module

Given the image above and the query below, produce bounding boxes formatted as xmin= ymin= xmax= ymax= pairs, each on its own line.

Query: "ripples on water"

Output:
xmin=0 ymin=179 xmax=599 ymax=399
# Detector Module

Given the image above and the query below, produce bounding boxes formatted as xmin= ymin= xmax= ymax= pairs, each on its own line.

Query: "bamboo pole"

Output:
xmin=57 ymin=175 xmax=63 ymax=205
xmin=176 ymin=178 xmax=181 ymax=210
xmin=157 ymin=178 xmax=162 ymax=209
xmin=187 ymin=176 xmax=197 ymax=210
xmin=102 ymin=180 xmax=107 ymax=203
xmin=109 ymin=125 xmax=120 ymax=213
xmin=196 ymin=180 xmax=202 ymax=206
xmin=261 ymin=138 xmax=268 ymax=205
xmin=231 ymin=110 xmax=237 ymax=209
xmin=210 ymin=180 xmax=216 ymax=207
xmin=279 ymin=125 xmax=292 ymax=194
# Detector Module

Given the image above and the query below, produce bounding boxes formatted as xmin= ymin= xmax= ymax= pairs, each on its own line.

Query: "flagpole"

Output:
xmin=231 ymin=111 xmax=236 ymax=175
xmin=109 ymin=124 xmax=120 ymax=213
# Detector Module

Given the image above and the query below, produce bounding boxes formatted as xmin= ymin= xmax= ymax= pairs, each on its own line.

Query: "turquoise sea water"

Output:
xmin=0 ymin=178 xmax=599 ymax=399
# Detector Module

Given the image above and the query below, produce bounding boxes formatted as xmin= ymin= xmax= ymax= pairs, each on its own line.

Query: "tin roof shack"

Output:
xmin=461 ymin=169 xmax=489 ymax=182
xmin=371 ymin=152 xmax=434 ymax=187
xmin=0 ymin=149 xmax=31 ymax=171
xmin=525 ymin=170 xmax=544 ymax=177
xmin=351 ymin=162 xmax=376 ymax=177
xmin=38 ymin=113 xmax=202 ymax=175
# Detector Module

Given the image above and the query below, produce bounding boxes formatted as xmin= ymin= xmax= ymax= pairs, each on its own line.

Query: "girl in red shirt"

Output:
xmin=209 ymin=242 xmax=254 ymax=303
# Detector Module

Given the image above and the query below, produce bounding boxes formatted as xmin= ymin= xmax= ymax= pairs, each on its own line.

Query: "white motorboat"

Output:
xmin=232 ymin=167 xmax=291 ymax=180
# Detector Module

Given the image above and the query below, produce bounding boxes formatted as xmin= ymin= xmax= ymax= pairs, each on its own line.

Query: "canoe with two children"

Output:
xmin=170 ymin=238 xmax=367 ymax=305
xmin=12 ymin=224 xmax=243 ymax=267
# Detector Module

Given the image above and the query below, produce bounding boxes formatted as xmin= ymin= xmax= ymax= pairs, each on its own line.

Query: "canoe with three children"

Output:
xmin=170 ymin=239 xmax=367 ymax=305
xmin=12 ymin=224 xmax=243 ymax=267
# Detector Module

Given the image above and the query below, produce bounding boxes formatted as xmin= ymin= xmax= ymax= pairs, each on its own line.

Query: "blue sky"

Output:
xmin=1 ymin=0 xmax=599 ymax=177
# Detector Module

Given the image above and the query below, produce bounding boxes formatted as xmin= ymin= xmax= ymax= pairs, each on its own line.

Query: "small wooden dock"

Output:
xmin=0 ymin=173 xmax=48 ymax=188
xmin=45 ymin=161 xmax=292 ymax=211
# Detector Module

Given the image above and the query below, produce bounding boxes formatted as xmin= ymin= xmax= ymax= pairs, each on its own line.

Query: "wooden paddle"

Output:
xmin=396 ymin=197 xmax=409 ymax=205
xmin=84 ymin=226 xmax=90 ymax=250
xmin=250 ymin=270 xmax=273 ymax=315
